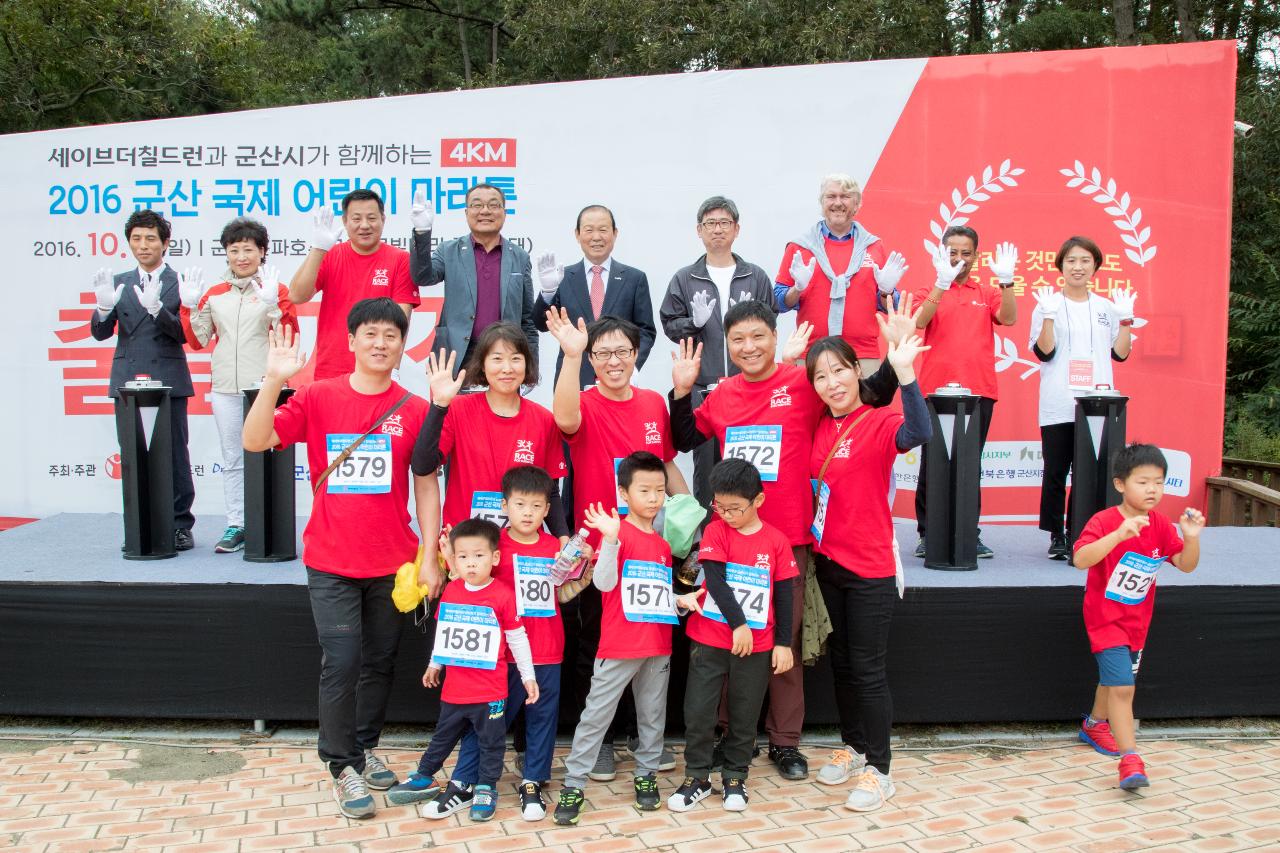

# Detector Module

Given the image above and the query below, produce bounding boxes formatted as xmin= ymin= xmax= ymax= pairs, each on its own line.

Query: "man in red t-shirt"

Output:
xmin=774 ymin=174 xmax=908 ymax=369
xmin=910 ymin=226 xmax=1018 ymax=559
xmin=243 ymin=297 xmax=441 ymax=821
xmin=289 ymin=189 xmax=420 ymax=380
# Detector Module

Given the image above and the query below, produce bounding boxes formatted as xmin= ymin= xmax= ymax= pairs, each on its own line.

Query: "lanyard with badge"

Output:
xmin=1104 ymin=551 xmax=1164 ymax=605
xmin=1063 ymin=297 xmax=1100 ymax=392
xmin=512 ymin=554 xmax=556 ymax=618
xmin=723 ymin=425 xmax=783 ymax=481
xmin=702 ymin=562 xmax=771 ymax=629
xmin=810 ymin=408 xmax=872 ymax=542
xmin=312 ymin=393 xmax=412 ymax=496
xmin=620 ymin=559 xmax=678 ymax=624
xmin=432 ymin=601 xmax=502 ymax=669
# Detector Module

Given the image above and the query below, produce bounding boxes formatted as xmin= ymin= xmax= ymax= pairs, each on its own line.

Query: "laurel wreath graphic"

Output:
xmin=923 ymin=160 xmax=1025 ymax=256
xmin=1059 ymin=162 xmax=1157 ymax=267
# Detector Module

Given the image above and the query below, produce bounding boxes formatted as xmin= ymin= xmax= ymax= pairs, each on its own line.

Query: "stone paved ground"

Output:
xmin=2 ymin=734 xmax=1279 ymax=852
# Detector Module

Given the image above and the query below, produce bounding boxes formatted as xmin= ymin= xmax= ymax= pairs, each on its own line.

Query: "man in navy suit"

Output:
xmin=533 ymin=205 xmax=656 ymax=388
xmin=90 ymin=210 xmax=196 ymax=550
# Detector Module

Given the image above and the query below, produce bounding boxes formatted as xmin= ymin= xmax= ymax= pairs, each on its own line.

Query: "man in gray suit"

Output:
xmin=533 ymin=205 xmax=657 ymax=389
xmin=90 ymin=209 xmax=196 ymax=550
xmin=408 ymin=183 xmax=537 ymax=367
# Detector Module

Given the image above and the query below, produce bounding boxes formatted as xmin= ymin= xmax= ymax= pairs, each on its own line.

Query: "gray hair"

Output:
xmin=696 ymin=196 xmax=739 ymax=224
xmin=818 ymin=173 xmax=862 ymax=200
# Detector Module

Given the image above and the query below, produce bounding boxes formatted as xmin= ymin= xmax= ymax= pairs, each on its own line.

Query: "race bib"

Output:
xmin=620 ymin=559 xmax=678 ymax=624
xmin=1104 ymin=552 xmax=1164 ymax=605
xmin=811 ymin=481 xmax=831 ymax=543
xmin=432 ymin=602 xmax=501 ymax=669
xmin=703 ymin=561 xmax=771 ymax=630
xmin=613 ymin=457 xmax=629 ymax=515
xmin=1068 ymin=358 xmax=1095 ymax=391
xmin=325 ymin=434 xmax=392 ymax=494
xmin=513 ymin=555 xmax=556 ymax=618
xmin=470 ymin=490 xmax=508 ymax=527
xmin=723 ymin=425 xmax=782 ymax=481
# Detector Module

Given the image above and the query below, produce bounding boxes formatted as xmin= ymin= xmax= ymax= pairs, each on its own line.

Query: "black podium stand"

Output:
xmin=242 ymin=387 xmax=297 ymax=563
xmin=1069 ymin=391 xmax=1129 ymax=546
xmin=923 ymin=391 xmax=983 ymax=571
xmin=118 ymin=385 xmax=176 ymax=561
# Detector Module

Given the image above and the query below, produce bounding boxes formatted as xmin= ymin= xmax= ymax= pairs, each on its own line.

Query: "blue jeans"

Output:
xmin=452 ymin=663 xmax=561 ymax=784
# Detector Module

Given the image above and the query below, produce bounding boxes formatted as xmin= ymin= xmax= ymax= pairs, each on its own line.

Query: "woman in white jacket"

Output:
xmin=180 ymin=218 xmax=299 ymax=553
xmin=1028 ymin=236 xmax=1135 ymax=561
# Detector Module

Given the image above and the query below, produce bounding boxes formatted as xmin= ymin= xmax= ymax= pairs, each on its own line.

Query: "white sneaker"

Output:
xmin=816 ymin=747 xmax=865 ymax=786
xmin=845 ymin=766 xmax=895 ymax=812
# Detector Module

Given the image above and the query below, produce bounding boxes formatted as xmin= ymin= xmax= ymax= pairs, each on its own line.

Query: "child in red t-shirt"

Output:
xmin=671 ymin=458 xmax=797 ymax=813
xmin=398 ymin=520 xmax=538 ymax=822
xmin=1073 ymin=444 xmax=1204 ymax=790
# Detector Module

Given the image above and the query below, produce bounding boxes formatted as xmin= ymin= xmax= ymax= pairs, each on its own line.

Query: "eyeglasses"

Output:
xmin=589 ymin=347 xmax=635 ymax=362
xmin=699 ymin=219 xmax=736 ymax=230
xmin=467 ymin=201 xmax=504 ymax=212
xmin=711 ymin=502 xmax=749 ymax=519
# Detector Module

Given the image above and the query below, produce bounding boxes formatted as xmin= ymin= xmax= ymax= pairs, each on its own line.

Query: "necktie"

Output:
xmin=590 ymin=265 xmax=605 ymax=318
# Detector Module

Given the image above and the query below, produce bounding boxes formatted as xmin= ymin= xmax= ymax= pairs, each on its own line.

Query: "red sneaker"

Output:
xmin=1118 ymin=753 xmax=1149 ymax=790
xmin=1079 ymin=716 xmax=1121 ymax=756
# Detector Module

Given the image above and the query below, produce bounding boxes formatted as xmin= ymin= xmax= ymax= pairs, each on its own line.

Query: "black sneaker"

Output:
xmin=633 ymin=773 xmax=660 ymax=811
xmin=174 ymin=528 xmax=195 ymax=551
xmin=666 ymin=776 xmax=712 ymax=812
xmin=768 ymin=744 xmax=808 ymax=780
xmin=419 ymin=781 xmax=473 ymax=820
xmin=913 ymin=536 xmax=926 ymax=558
xmin=976 ymin=537 xmax=994 ymax=559
xmin=517 ymin=780 xmax=546 ymax=821
xmin=553 ymin=786 xmax=585 ymax=825
xmin=1048 ymin=533 xmax=1070 ymax=561
xmin=722 ymin=777 xmax=749 ymax=811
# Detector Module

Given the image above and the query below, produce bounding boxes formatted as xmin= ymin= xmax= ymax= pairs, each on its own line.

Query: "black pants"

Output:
xmin=915 ymin=396 xmax=995 ymax=536
xmin=816 ymin=555 xmax=896 ymax=775
xmin=683 ymin=641 xmax=771 ymax=781
xmin=418 ymin=699 xmax=508 ymax=787
xmin=689 ymin=384 xmax=720 ymax=510
xmin=1039 ymin=422 xmax=1075 ymax=535
xmin=114 ymin=395 xmax=195 ymax=530
xmin=306 ymin=568 xmax=404 ymax=778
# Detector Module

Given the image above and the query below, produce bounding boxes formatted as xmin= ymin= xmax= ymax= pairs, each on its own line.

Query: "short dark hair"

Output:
xmin=942 ymin=225 xmax=979 ymax=251
xmin=709 ymin=457 xmax=762 ymax=502
xmin=1055 ymin=235 xmax=1103 ymax=272
xmin=697 ymin=196 xmax=739 ymax=224
xmin=1113 ymin=443 xmax=1168 ymax=480
xmin=723 ymin=299 xmax=776 ymax=335
xmin=449 ymin=517 xmax=501 ymax=550
xmin=341 ymin=189 xmax=384 ymax=215
xmin=617 ymin=451 xmax=666 ymax=490
xmin=502 ymin=465 xmax=555 ymax=503
xmin=347 ymin=297 xmax=408 ymax=337
xmin=576 ymin=204 xmax=616 ymax=230
xmin=586 ymin=315 xmax=641 ymax=352
xmin=219 ymin=217 xmax=268 ymax=253
xmin=461 ymin=322 xmax=538 ymax=389
xmin=805 ymin=335 xmax=860 ymax=383
xmin=124 ymin=209 xmax=171 ymax=243
xmin=465 ymin=182 xmax=508 ymax=205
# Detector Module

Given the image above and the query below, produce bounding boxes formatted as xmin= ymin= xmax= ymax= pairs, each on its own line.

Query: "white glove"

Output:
xmin=990 ymin=241 xmax=1019 ymax=284
xmin=536 ymin=252 xmax=564 ymax=298
xmin=1111 ymin=287 xmax=1137 ymax=321
xmin=257 ymin=264 xmax=280 ymax=307
xmin=789 ymin=252 xmax=816 ymax=292
xmin=93 ymin=268 xmax=123 ymax=314
xmin=931 ymin=243 xmax=964 ymax=290
xmin=410 ymin=187 xmax=434 ymax=233
xmin=134 ymin=273 xmax=162 ymax=317
xmin=311 ymin=208 xmax=343 ymax=252
xmin=178 ymin=267 xmax=204 ymax=309
xmin=1032 ymin=286 xmax=1063 ymax=315
xmin=872 ymin=251 xmax=908 ymax=295
xmin=689 ymin=290 xmax=717 ymax=328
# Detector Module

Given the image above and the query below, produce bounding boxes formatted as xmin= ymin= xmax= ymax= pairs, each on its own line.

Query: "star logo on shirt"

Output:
xmin=834 ymin=438 xmax=852 ymax=459
xmin=380 ymin=413 xmax=404 ymax=436
xmin=513 ymin=439 xmax=535 ymax=464
xmin=770 ymin=386 xmax=792 ymax=408
xmin=644 ymin=421 xmax=662 ymax=445
xmin=372 ymin=268 xmax=390 ymax=287
xmin=754 ymin=553 xmax=771 ymax=570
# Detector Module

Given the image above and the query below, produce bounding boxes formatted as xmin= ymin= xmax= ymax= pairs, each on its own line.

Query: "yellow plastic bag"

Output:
xmin=391 ymin=545 xmax=430 ymax=613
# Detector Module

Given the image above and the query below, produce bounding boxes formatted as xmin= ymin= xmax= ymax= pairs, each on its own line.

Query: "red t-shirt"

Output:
xmin=809 ymin=407 xmax=902 ymax=578
xmin=564 ymin=387 xmax=675 ymax=550
xmin=1076 ymin=507 xmax=1184 ymax=653
xmin=776 ymin=238 xmax=888 ymax=358
xmin=694 ymin=363 xmax=825 ymax=545
xmin=687 ymin=518 xmax=799 ymax=653
xmin=597 ymin=520 xmax=674 ymax=660
xmin=433 ymin=577 xmax=521 ymax=705
xmin=912 ymin=276 xmax=1003 ymax=399
xmin=272 ymin=377 xmax=428 ymax=578
xmin=438 ymin=394 xmax=567 ymax=528
xmin=312 ymin=242 xmax=419 ymax=381
xmin=493 ymin=529 xmax=564 ymax=665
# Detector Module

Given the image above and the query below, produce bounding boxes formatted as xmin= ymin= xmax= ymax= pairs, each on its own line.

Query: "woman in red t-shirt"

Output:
xmin=411 ymin=322 xmax=570 ymax=537
xmin=805 ymin=328 xmax=930 ymax=813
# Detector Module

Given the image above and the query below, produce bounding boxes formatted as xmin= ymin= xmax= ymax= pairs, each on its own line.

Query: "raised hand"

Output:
xmin=257 ymin=264 xmax=280 ymax=306
xmin=426 ymin=348 xmax=466 ymax=407
xmin=536 ymin=252 xmax=564 ymax=297
xmin=178 ymin=267 xmax=204 ymax=309
xmin=410 ymin=187 xmax=435 ymax=233
xmin=1117 ymin=514 xmax=1150 ymax=542
xmin=264 ymin=324 xmax=305 ymax=382
xmin=781 ymin=320 xmax=813 ymax=363
xmin=1178 ymin=508 xmax=1206 ymax=538
xmin=886 ymin=333 xmax=930 ymax=378
xmin=1032 ymin=286 xmax=1063 ymax=315
xmin=689 ymin=290 xmax=717 ymax=328
xmin=582 ymin=501 xmax=622 ymax=543
xmin=789 ymin=251 xmax=817 ymax=292
xmin=872 ymin=250 xmax=908 ymax=295
xmin=134 ymin=273 xmax=162 ymax=317
xmin=545 ymin=306 xmax=589 ymax=358
xmin=311 ymin=208 xmax=344 ymax=252
xmin=93 ymin=268 xmax=123 ymax=313
xmin=878 ymin=291 xmax=919 ymax=345
xmin=1111 ymin=287 xmax=1137 ymax=321
xmin=989 ymin=242 xmax=1019 ymax=284
xmin=931 ymin=243 xmax=964 ymax=290
xmin=671 ymin=338 xmax=703 ymax=396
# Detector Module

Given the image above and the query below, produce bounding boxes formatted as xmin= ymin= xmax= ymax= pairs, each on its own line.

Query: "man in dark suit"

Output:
xmin=533 ymin=205 xmax=656 ymax=388
xmin=90 ymin=209 xmax=196 ymax=550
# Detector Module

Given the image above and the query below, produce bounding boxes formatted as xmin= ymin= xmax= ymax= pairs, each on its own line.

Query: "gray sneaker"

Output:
xmin=332 ymin=766 xmax=375 ymax=819
xmin=626 ymin=736 xmax=676 ymax=771
xmin=845 ymin=766 xmax=895 ymax=811
xmin=816 ymin=747 xmax=865 ymax=786
xmin=588 ymin=741 xmax=616 ymax=781
xmin=361 ymin=750 xmax=398 ymax=790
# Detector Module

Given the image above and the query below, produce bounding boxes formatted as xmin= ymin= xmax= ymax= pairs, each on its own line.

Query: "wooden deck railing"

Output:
xmin=1206 ymin=475 xmax=1280 ymax=527
xmin=1221 ymin=457 xmax=1280 ymax=491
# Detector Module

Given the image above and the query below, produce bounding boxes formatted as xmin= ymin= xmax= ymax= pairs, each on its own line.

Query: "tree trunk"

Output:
xmin=967 ymin=0 xmax=985 ymax=48
xmin=1242 ymin=0 xmax=1262 ymax=69
xmin=1113 ymin=0 xmax=1138 ymax=44
xmin=455 ymin=0 xmax=472 ymax=84
xmin=1175 ymin=0 xmax=1196 ymax=39
xmin=490 ymin=22 xmax=498 ymax=81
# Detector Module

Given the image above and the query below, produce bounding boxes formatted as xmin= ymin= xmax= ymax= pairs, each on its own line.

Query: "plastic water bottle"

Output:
xmin=550 ymin=528 xmax=590 ymax=585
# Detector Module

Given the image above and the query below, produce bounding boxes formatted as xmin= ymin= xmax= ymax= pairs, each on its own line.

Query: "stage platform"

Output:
xmin=2 ymin=514 xmax=1277 ymax=725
